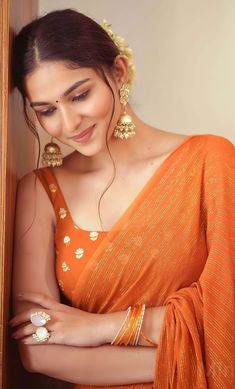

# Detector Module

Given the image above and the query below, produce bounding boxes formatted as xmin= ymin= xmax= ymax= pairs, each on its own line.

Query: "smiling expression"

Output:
xmin=25 ymin=61 xmax=123 ymax=156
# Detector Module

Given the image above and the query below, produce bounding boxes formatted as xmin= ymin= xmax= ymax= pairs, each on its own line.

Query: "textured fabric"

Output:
xmin=34 ymin=166 xmax=107 ymax=302
xmin=34 ymin=134 xmax=235 ymax=389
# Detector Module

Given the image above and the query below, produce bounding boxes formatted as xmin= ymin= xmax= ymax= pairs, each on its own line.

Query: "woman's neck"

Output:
xmin=66 ymin=106 xmax=165 ymax=173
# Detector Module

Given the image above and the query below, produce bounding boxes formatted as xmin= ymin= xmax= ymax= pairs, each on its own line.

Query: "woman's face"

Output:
xmin=25 ymin=61 xmax=122 ymax=157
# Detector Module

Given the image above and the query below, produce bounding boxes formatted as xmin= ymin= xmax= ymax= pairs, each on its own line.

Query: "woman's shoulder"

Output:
xmin=186 ymin=134 xmax=234 ymax=179
xmin=17 ymin=168 xmax=56 ymax=224
xmin=150 ymin=130 xmax=233 ymax=155
xmin=19 ymin=165 xmax=47 ymax=181
xmin=188 ymin=133 xmax=234 ymax=150
xmin=17 ymin=167 xmax=49 ymax=195
xmin=179 ymin=133 xmax=234 ymax=163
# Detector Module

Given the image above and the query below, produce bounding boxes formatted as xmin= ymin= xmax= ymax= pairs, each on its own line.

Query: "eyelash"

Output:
xmin=38 ymin=91 xmax=90 ymax=117
xmin=72 ymin=91 xmax=89 ymax=102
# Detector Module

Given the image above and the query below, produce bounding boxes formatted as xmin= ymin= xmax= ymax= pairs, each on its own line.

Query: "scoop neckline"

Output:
xmin=47 ymin=134 xmax=197 ymax=234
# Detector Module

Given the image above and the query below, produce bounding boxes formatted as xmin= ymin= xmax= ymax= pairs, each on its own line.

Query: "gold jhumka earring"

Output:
xmin=113 ymin=83 xmax=136 ymax=139
xmin=41 ymin=137 xmax=63 ymax=167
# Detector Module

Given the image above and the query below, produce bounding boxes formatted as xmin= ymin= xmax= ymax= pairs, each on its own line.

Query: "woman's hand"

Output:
xmin=9 ymin=292 xmax=107 ymax=347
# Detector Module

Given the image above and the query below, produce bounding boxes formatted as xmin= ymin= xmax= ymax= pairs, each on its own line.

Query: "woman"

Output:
xmin=10 ymin=8 xmax=235 ymax=389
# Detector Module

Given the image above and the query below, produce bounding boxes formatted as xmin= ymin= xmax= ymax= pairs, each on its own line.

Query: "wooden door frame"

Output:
xmin=0 ymin=0 xmax=11 ymax=387
xmin=0 ymin=1 xmax=69 ymax=387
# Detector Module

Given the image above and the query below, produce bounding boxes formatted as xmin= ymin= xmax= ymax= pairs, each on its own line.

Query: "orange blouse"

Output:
xmin=33 ymin=166 xmax=107 ymax=302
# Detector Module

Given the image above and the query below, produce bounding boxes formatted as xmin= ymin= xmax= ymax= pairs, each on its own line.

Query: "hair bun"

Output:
xmin=100 ymin=20 xmax=135 ymax=86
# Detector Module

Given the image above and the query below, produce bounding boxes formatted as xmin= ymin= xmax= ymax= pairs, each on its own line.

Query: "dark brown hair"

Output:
xmin=12 ymin=8 xmax=120 ymax=95
xmin=12 ymin=8 xmax=120 ymax=232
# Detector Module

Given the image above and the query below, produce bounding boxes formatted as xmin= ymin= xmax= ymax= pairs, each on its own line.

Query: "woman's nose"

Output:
xmin=60 ymin=106 xmax=82 ymax=134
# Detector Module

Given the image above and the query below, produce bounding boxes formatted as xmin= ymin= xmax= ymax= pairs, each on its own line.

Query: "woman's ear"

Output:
xmin=112 ymin=54 xmax=129 ymax=87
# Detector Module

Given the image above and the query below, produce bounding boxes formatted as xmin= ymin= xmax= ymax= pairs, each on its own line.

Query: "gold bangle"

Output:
xmin=111 ymin=306 xmax=131 ymax=345
xmin=112 ymin=304 xmax=146 ymax=346
xmin=134 ymin=304 xmax=146 ymax=345
xmin=116 ymin=305 xmax=138 ymax=346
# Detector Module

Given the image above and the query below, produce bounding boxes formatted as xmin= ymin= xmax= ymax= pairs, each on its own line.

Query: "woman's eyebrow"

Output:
xmin=30 ymin=78 xmax=91 ymax=107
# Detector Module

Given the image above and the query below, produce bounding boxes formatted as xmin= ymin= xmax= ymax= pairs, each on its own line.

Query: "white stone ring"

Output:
xmin=30 ymin=311 xmax=51 ymax=327
xmin=32 ymin=326 xmax=50 ymax=342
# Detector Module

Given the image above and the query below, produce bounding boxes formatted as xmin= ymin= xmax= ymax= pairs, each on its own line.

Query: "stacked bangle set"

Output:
xmin=111 ymin=304 xmax=158 ymax=347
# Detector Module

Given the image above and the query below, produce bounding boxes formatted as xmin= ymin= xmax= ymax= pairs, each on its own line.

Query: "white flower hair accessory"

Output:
xmin=100 ymin=19 xmax=136 ymax=86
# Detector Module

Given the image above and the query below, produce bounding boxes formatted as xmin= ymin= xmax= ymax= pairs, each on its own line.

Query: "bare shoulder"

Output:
xmin=147 ymin=129 xmax=190 ymax=158
xmin=16 ymin=170 xmax=56 ymax=228
xmin=158 ymin=129 xmax=189 ymax=146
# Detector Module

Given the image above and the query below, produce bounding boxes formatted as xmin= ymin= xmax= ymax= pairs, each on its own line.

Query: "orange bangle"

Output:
xmin=118 ymin=305 xmax=140 ymax=346
xmin=111 ymin=304 xmax=145 ymax=346
xmin=111 ymin=306 xmax=131 ymax=345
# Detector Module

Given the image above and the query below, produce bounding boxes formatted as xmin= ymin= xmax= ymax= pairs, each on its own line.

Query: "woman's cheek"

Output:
xmin=84 ymin=90 xmax=114 ymax=118
xmin=38 ymin=117 xmax=62 ymax=137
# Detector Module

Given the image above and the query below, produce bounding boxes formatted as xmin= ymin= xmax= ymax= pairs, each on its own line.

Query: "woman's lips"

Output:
xmin=70 ymin=125 xmax=95 ymax=143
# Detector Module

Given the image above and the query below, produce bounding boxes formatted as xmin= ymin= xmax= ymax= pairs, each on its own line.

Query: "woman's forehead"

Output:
xmin=25 ymin=62 xmax=96 ymax=101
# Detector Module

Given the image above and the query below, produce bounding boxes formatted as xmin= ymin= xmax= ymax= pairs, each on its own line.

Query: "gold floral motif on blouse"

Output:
xmin=64 ymin=236 xmax=71 ymax=245
xmin=89 ymin=231 xmax=99 ymax=241
xmin=59 ymin=208 xmax=67 ymax=219
xmin=49 ymin=183 xmax=57 ymax=193
xmin=75 ymin=248 xmax=84 ymax=259
xmin=62 ymin=261 xmax=70 ymax=272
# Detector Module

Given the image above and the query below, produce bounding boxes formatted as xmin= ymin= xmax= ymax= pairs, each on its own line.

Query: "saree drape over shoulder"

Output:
xmin=35 ymin=134 xmax=235 ymax=389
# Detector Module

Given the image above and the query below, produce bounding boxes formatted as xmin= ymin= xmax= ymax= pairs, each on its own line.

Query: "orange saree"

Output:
xmin=64 ymin=134 xmax=234 ymax=389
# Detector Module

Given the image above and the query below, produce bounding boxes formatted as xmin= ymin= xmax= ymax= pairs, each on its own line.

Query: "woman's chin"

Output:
xmin=72 ymin=141 xmax=108 ymax=158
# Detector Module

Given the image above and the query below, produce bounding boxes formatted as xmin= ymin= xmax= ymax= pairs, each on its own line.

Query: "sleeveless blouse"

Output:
xmin=33 ymin=167 xmax=107 ymax=302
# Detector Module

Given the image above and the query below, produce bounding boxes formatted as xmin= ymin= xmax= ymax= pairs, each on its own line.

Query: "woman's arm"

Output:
xmin=12 ymin=172 xmax=157 ymax=385
xmin=21 ymin=342 xmax=156 ymax=385
xmin=11 ymin=293 xmax=166 ymax=348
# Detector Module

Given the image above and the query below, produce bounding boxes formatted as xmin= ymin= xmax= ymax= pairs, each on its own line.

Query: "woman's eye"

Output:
xmin=39 ymin=107 xmax=56 ymax=117
xmin=37 ymin=91 xmax=89 ymax=117
xmin=72 ymin=91 xmax=89 ymax=102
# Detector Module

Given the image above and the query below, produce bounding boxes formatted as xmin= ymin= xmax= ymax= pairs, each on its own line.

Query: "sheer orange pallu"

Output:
xmin=71 ymin=135 xmax=235 ymax=389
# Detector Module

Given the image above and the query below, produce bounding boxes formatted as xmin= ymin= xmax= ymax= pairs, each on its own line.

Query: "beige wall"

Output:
xmin=37 ymin=0 xmax=235 ymax=157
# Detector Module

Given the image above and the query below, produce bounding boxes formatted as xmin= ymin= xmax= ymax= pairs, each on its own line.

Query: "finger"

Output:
xmin=12 ymin=321 xmax=54 ymax=340
xmin=12 ymin=323 xmax=42 ymax=340
xmin=22 ymin=329 xmax=55 ymax=345
xmin=15 ymin=292 xmax=60 ymax=310
xmin=9 ymin=308 xmax=52 ymax=327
